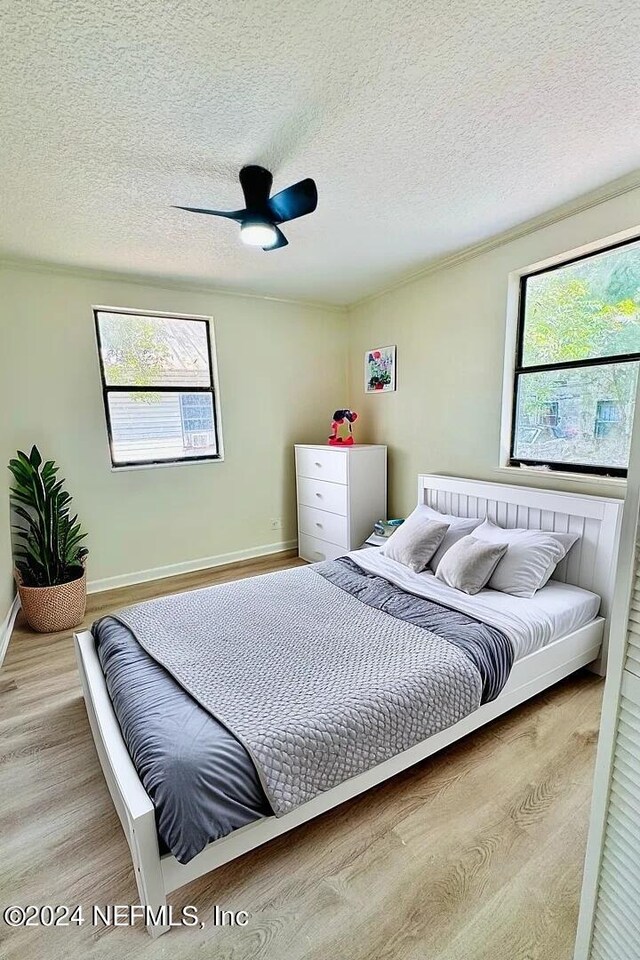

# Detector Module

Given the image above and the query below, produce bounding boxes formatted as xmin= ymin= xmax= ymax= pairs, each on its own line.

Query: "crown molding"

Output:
xmin=3 ymin=169 xmax=640 ymax=312
xmin=0 ymin=255 xmax=347 ymax=314
xmin=350 ymin=168 xmax=640 ymax=310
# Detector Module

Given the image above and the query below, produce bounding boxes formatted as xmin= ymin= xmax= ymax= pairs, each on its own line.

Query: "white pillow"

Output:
xmin=473 ymin=519 xmax=580 ymax=598
xmin=409 ymin=505 xmax=483 ymax=572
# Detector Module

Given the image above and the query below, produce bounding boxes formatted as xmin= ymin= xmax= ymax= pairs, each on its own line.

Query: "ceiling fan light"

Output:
xmin=240 ymin=221 xmax=277 ymax=248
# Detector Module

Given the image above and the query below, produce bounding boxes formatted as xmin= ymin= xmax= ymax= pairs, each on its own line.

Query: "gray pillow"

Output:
xmin=425 ymin=513 xmax=484 ymax=572
xmin=381 ymin=516 xmax=450 ymax=573
xmin=406 ymin=505 xmax=483 ymax=571
xmin=435 ymin=535 xmax=508 ymax=595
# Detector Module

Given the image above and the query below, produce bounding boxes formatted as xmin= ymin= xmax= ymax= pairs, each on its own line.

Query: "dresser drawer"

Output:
xmin=296 ymin=447 xmax=347 ymax=485
xmin=299 ymin=533 xmax=347 ymax=563
xmin=298 ymin=504 xmax=349 ymax=547
xmin=297 ymin=477 xmax=348 ymax=516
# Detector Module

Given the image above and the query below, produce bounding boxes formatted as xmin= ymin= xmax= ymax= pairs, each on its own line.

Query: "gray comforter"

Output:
xmin=96 ymin=557 xmax=513 ymax=862
xmin=94 ymin=617 xmax=271 ymax=863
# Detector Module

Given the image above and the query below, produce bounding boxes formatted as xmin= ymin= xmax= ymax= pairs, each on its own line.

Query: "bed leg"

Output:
xmin=586 ymin=656 xmax=606 ymax=678
xmin=586 ymin=636 xmax=608 ymax=678
xmin=130 ymin=809 xmax=170 ymax=938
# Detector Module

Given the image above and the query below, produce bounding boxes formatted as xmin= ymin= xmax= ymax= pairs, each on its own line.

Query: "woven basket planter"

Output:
xmin=15 ymin=567 xmax=87 ymax=633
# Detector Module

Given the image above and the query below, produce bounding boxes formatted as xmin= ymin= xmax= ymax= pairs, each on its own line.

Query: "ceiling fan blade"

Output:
xmin=264 ymin=227 xmax=288 ymax=251
xmin=172 ymin=205 xmax=246 ymax=222
xmin=239 ymin=166 xmax=273 ymax=211
xmin=267 ymin=178 xmax=317 ymax=224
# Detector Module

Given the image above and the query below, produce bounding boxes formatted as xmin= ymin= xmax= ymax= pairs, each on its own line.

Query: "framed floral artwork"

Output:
xmin=365 ymin=345 xmax=396 ymax=393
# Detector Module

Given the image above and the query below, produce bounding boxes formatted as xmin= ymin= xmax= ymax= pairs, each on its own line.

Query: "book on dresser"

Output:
xmin=294 ymin=444 xmax=387 ymax=562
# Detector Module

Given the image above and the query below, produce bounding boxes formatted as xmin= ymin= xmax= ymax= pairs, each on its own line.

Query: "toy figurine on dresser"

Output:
xmin=328 ymin=409 xmax=358 ymax=446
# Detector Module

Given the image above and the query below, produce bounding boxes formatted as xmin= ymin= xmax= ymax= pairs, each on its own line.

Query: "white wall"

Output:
xmin=0 ymin=263 xmax=346 ymax=607
xmin=347 ymin=188 xmax=640 ymax=518
xmin=4 ymin=179 xmax=640 ymax=619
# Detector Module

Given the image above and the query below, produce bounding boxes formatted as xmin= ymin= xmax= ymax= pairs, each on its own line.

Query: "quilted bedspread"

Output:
xmin=115 ymin=563 xmax=485 ymax=817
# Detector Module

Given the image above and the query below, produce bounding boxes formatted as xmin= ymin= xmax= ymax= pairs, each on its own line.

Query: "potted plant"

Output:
xmin=8 ymin=446 xmax=88 ymax=633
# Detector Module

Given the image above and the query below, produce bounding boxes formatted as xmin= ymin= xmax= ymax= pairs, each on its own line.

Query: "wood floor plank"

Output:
xmin=0 ymin=551 xmax=601 ymax=960
xmin=436 ymin=796 xmax=593 ymax=960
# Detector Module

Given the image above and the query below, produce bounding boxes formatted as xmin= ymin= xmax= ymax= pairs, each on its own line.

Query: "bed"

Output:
xmin=74 ymin=475 xmax=623 ymax=937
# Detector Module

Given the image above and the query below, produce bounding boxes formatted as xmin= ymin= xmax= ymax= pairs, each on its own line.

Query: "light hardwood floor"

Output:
xmin=0 ymin=551 xmax=602 ymax=960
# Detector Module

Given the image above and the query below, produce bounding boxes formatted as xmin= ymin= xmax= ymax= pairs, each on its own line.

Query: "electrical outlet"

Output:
xmin=270 ymin=518 xmax=283 ymax=531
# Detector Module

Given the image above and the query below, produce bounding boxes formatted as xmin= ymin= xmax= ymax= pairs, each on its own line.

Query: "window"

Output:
xmin=594 ymin=399 xmax=622 ymax=440
xmin=509 ymin=237 xmax=640 ymax=477
xmin=94 ymin=308 xmax=222 ymax=468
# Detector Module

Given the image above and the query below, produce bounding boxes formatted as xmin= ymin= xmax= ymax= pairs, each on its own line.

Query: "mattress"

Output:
xmin=350 ymin=548 xmax=602 ymax=659
xmin=94 ymin=553 xmax=601 ymax=864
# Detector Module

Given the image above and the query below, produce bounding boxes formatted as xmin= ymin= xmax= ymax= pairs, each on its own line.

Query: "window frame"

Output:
xmin=93 ymin=306 xmax=224 ymax=470
xmin=506 ymin=232 xmax=640 ymax=479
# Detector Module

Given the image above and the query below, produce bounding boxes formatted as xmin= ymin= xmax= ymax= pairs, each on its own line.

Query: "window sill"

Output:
xmin=110 ymin=455 xmax=224 ymax=473
xmin=494 ymin=465 xmax=626 ymax=491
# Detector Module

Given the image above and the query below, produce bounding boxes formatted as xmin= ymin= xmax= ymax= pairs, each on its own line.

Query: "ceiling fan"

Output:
xmin=174 ymin=165 xmax=318 ymax=250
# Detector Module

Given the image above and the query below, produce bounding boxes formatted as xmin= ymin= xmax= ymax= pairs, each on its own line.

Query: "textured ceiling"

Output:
xmin=1 ymin=0 xmax=640 ymax=305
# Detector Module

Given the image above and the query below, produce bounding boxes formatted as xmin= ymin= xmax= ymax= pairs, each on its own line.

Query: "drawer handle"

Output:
xmin=315 ymin=492 xmax=322 ymax=498
xmin=315 ymin=521 xmax=323 ymax=528
xmin=314 ymin=551 xmax=325 ymax=558
xmin=314 ymin=461 xmax=322 ymax=467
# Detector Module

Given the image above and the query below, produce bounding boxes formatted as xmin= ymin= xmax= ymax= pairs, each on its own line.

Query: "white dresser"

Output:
xmin=295 ymin=444 xmax=387 ymax=562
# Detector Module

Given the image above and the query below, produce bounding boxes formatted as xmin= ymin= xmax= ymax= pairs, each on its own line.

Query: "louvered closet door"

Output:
xmin=627 ymin=556 xmax=640 ymax=676
xmin=590 ymin=671 xmax=640 ymax=959
xmin=575 ymin=470 xmax=640 ymax=958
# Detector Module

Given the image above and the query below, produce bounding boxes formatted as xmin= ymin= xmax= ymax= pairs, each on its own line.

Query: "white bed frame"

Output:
xmin=74 ymin=475 xmax=623 ymax=937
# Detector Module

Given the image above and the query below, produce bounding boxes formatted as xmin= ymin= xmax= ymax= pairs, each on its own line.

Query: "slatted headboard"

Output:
xmin=418 ymin=475 xmax=623 ymax=652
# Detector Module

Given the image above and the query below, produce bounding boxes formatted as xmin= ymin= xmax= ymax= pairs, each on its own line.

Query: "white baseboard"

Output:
xmin=0 ymin=595 xmax=21 ymax=669
xmin=0 ymin=541 xmax=299 ymax=658
xmin=87 ymin=539 xmax=298 ymax=595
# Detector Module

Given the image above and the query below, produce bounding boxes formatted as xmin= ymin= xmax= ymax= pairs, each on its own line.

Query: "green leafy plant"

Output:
xmin=8 ymin=446 xmax=88 ymax=587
